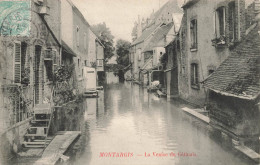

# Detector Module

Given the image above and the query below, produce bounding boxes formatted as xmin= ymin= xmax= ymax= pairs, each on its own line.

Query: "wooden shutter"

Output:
xmin=14 ymin=42 xmax=21 ymax=83
xmin=195 ymin=64 xmax=199 ymax=85
xmin=52 ymin=50 xmax=57 ymax=64
xmin=191 ymin=64 xmax=194 ymax=85
xmin=52 ymin=50 xmax=58 ymax=72
xmin=194 ymin=19 xmax=197 ymax=48
xmin=213 ymin=11 xmax=216 ymax=37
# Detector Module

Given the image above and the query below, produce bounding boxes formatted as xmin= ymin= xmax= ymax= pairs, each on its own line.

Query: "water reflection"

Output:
xmin=69 ymin=82 xmax=256 ymax=165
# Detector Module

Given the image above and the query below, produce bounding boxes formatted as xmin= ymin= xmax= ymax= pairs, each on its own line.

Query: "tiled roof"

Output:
xmin=132 ymin=0 xmax=182 ymax=46
xmin=131 ymin=24 xmax=160 ymax=46
xmin=149 ymin=0 xmax=182 ymax=25
xmin=203 ymin=24 xmax=260 ymax=100
xmin=143 ymin=22 xmax=174 ymax=52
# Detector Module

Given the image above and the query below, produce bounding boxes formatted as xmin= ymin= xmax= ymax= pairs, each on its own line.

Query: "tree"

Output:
xmin=91 ymin=23 xmax=115 ymax=60
xmin=116 ymin=39 xmax=131 ymax=67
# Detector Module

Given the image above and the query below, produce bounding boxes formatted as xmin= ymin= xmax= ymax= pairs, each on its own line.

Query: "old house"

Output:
xmin=61 ymin=0 xmax=104 ymax=91
xmin=178 ymin=0 xmax=246 ymax=106
xmin=203 ymin=2 xmax=260 ymax=152
xmin=162 ymin=14 xmax=182 ymax=98
xmin=86 ymin=29 xmax=105 ymax=85
xmin=61 ymin=0 xmax=91 ymax=93
xmin=140 ymin=22 xmax=180 ymax=87
xmin=130 ymin=0 xmax=183 ymax=82
xmin=96 ymin=38 xmax=105 ymax=85
xmin=164 ymin=37 xmax=181 ymax=98
xmin=0 ymin=0 xmax=61 ymax=161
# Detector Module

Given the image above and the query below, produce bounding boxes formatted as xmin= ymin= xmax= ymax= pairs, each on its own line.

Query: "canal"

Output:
xmin=65 ymin=82 xmax=255 ymax=165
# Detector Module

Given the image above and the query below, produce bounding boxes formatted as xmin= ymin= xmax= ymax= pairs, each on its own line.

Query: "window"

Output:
xmin=78 ymin=59 xmax=80 ymax=68
xmin=14 ymin=42 xmax=27 ymax=84
xmin=138 ymin=49 xmax=141 ymax=61
xmin=76 ymin=26 xmax=80 ymax=47
xmin=97 ymin=59 xmax=103 ymax=67
xmin=84 ymin=60 xmax=87 ymax=66
xmin=228 ymin=2 xmax=236 ymax=42
xmin=190 ymin=19 xmax=197 ymax=49
xmin=191 ymin=63 xmax=199 ymax=89
xmin=14 ymin=42 xmax=21 ymax=83
xmin=215 ymin=7 xmax=225 ymax=38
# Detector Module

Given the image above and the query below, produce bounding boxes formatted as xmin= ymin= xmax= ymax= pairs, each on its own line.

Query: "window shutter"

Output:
xmin=195 ymin=19 xmax=197 ymax=47
xmin=213 ymin=11 xmax=216 ymax=37
xmin=191 ymin=64 xmax=194 ymax=85
xmin=52 ymin=50 xmax=57 ymax=64
xmin=195 ymin=64 xmax=199 ymax=85
xmin=14 ymin=42 xmax=21 ymax=83
xmin=52 ymin=50 xmax=58 ymax=72
xmin=223 ymin=7 xmax=226 ymax=36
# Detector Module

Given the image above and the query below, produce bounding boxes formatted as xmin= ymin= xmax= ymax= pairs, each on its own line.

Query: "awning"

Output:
xmin=61 ymin=40 xmax=76 ymax=57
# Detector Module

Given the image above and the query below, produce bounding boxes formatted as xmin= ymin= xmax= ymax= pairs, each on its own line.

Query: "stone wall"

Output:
xmin=0 ymin=0 xmax=61 ymax=161
xmin=178 ymin=0 xmax=246 ymax=107
xmin=208 ymin=92 xmax=260 ymax=151
xmin=0 ymin=118 xmax=31 ymax=164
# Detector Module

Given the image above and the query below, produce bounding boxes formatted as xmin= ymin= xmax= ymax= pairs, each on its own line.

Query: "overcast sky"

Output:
xmin=72 ymin=0 xmax=184 ymax=42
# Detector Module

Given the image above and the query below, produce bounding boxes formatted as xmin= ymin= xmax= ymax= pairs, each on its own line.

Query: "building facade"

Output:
xmin=130 ymin=0 xmax=183 ymax=82
xmin=178 ymin=0 xmax=246 ymax=106
xmin=61 ymin=0 xmax=104 ymax=91
xmin=0 ymin=0 xmax=61 ymax=162
xmin=203 ymin=15 xmax=260 ymax=151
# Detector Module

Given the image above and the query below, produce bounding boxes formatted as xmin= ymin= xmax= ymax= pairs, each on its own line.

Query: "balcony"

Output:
xmin=211 ymin=35 xmax=227 ymax=48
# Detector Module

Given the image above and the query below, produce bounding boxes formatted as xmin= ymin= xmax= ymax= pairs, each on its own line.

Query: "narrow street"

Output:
xmin=65 ymin=82 xmax=255 ymax=165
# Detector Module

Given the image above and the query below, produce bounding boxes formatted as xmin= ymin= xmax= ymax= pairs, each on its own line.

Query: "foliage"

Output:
xmin=52 ymin=64 xmax=78 ymax=105
xmin=105 ymin=64 xmax=125 ymax=72
xmin=21 ymin=67 xmax=30 ymax=85
xmin=116 ymin=39 xmax=131 ymax=67
xmin=53 ymin=81 xmax=76 ymax=106
xmin=4 ymin=85 xmax=32 ymax=112
xmin=54 ymin=64 xmax=74 ymax=82
xmin=91 ymin=23 xmax=115 ymax=60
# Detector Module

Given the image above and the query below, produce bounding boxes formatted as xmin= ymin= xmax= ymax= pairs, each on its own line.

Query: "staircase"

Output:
xmin=22 ymin=103 xmax=54 ymax=148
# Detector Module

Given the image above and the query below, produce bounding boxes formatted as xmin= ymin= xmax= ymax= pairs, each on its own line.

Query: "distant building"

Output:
xmin=106 ymin=55 xmax=118 ymax=64
xmin=96 ymin=38 xmax=105 ymax=84
xmin=130 ymin=0 xmax=183 ymax=84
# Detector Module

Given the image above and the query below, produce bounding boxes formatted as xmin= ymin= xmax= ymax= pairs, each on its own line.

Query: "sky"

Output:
xmin=72 ymin=0 xmax=184 ymax=42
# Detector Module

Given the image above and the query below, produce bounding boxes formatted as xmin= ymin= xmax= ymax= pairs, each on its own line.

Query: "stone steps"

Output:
xmin=23 ymin=103 xmax=52 ymax=149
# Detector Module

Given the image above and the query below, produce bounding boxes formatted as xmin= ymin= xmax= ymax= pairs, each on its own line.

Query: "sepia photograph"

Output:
xmin=0 ymin=0 xmax=259 ymax=164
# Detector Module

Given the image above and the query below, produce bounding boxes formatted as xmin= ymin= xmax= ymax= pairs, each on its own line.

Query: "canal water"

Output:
xmin=64 ymin=82 xmax=257 ymax=165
